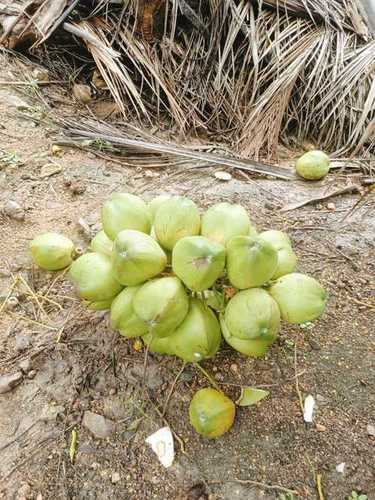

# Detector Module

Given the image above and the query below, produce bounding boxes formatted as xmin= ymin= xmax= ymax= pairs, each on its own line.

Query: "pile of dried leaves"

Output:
xmin=0 ymin=0 xmax=374 ymax=158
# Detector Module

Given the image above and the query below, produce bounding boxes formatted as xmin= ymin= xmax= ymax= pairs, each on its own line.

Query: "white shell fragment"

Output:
xmin=336 ymin=463 xmax=345 ymax=474
xmin=214 ymin=171 xmax=232 ymax=181
xmin=145 ymin=426 xmax=175 ymax=468
xmin=303 ymin=395 xmax=315 ymax=423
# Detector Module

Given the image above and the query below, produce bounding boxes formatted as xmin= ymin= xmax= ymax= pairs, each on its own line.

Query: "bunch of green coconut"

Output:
xmin=30 ymin=193 xmax=327 ymax=439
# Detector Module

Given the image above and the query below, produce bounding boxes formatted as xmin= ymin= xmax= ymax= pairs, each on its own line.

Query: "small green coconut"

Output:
xmin=259 ymin=230 xmax=297 ymax=279
xmin=133 ymin=276 xmax=189 ymax=337
xmin=226 ymin=236 xmax=278 ymax=289
xmin=153 ymin=196 xmax=200 ymax=250
xmin=110 ymin=286 xmax=148 ymax=338
xmin=90 ymin=230 xmax=113 ymax=256
xmin=148 ymin=195 xmax=173 ymax=223
xmin=295 ymin=150 xmax=330 ymax=180
xmin=30 ymin=232 xmax=74 ymax=271
xmin=142 ymin=332 xmax=176 ymax=356
xmin=201 ymin=202 xmax=256 ymax=246
xmin=69 ymin=252 xmax=123 ymax=309
xmin=102 ymin=192 xmax=151 ymax=240
xmin=168 ymin=298 xmax=222 ymax=362
xmin=172 ymin=236 xmax=226 ymax=292
xmin=189 ymin=388 xmax=235 ymax=438
xmin=269 ymin=273 xmax=327 ymax=324
xmin=112 ymin=230 xmax=167 ymax=286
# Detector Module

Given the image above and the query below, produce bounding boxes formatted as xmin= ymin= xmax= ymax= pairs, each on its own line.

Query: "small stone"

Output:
xmin=3 ymin=200 xmax=25 ymax=221
xmin=367 ymin=424 xmax=375 ymax=437
xmin=40 ymin=163 xmax=62 ymax=178
xmin=109 ymin=388 xmax=116 ymax=396
xmin=214 ymin=171 xmax=232 ymax=181
xmin=77 ymin=218 xmax=92 ymax=240
xmin=214 ymin=373 xmax=224 ymax=382
xmin=0 ymin=371 xmax=23 ymax=394
xmin=230 ymin=363 xmax=238 ymax=373
xmin=316 ymin=423 xmax=326 ymax=432
xmin=82 ymin=411 xmax=116 ymax=439
xmin=111 ymin=472 xmax=121 ymax=484
xmin=336 ymin=463 xmax=345 ymax=474
xmin=32 ymin=67 xmax=49 ymax=82
xmin=72 ymin=84 xmax=92 ymax=103
xmin=27 ymin=370 xmax=37 ymax=379
xmin=327 ymin=202 xmax=336 ymax=211
xmin=18 ymin=358 xmax=32 ymax=373
xmin=5 ymin=296 xmax=19 ymax=310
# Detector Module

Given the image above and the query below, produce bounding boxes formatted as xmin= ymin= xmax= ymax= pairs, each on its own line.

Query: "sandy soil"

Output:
xmin=0 ymin=56 xmax=374 ymax=500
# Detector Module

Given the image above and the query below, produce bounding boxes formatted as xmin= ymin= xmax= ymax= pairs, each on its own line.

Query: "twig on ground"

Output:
xmin=194 ymin=362 xmax=222 ymax=392
xmin=162 ymin=361 xmax=187 ymax=417
xmin=316 ymin=474 xmax=324 ymax=500
xmin=294 ymin=343 xmax=304 ymax=417
xmin=209 ymin=479 xmax=298 ymax=495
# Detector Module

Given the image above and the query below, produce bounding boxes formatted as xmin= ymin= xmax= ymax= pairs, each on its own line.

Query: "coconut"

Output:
xmin=153 ymin=196 xmax=200 ymax=250
xmin=201 ymin=202 xmax=256 ymax=246
xmin=220 ymin=314 xmax=275 ymax=358
xmin=148 ymin=195 xmax=173 ymax=223
xmin=86 ymin=299 xmax=114 ymax=311
xmin=101 ymin=192 xmax=151 ymax=240
xmin=259 ymin=230 xmax=297 ymax=279
xmin=30 ymin=232 xmax=75 ymax=271
xmin=226 ymin=236 xmax=278 ymax=289
xmin=142 ymin=332 xmax=175 ymax=355
xmin=69 ymin=252 xmax=123 ymax=308
xmin=172 ymin=236 xmax=225 ymax=291
xmin=90 ymin=230 xmax=113 ymax=256
xmin=133 ymin=277 xmax=189 ymax=337
xmin=295 ymin=150 xmax=330 ymax=180
xmin=189 ymin=388 xmax=235 ymax=438
xmin=224 ymin=288 xmax=280 ymax=341
xmin=168 ymin=298 xmax=221 ymax=362
xmin=269 ymin=273 xmax=327 ymax=324
xmin=112 ymin=230 xmax=167 ymax=286
xmin=110 ymin=286 xmax=148 ymax=337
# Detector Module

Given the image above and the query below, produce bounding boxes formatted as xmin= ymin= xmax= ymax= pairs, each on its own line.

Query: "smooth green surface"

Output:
xmin=295 ymin=150 xmax=330 ymax=180
xmin=259 ymin=230 xmax=297 ymax=279
xmin=112 ymin=230 xmax=167 ymax=286
xmin=69 ymin=252 xmax=123 ymax=302
xmin=110 ymin=286 xmax=148 ymax=338
xmin=90 ymin=230 xmax=113 ymax=256
xmin=148 ymin=195 xmax=173 ymax=223
xmin=201 ymin=202 xmax=256 ymax=246
xmin=142 ymin=332 xmax=175 ymax=355
xmin=133 ymin=277 xmax=189 ymax=337
xmin=102 ymin=192 xmax=151 ymax=240
xmin=172 ymin=236 xmax=225 ymax=291
xmin=189 ymin=388 xmax=235 ymax=438
xmin=227 ymin=236 xmax=278 ymax=288
xmin=269 ymin=272 xmax=327 ymax=324
xmin=30 ymin=232 xmax=74 ymax=271
xmin=153 ymin=196 xmax=200 ymax=250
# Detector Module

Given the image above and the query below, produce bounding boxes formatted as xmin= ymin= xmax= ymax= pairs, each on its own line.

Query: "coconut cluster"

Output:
xmin=29 ymin=193 xmax=328 ymax=438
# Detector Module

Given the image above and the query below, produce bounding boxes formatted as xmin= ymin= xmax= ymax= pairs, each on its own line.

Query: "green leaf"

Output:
xmin=358 ymin=495 xmax=368 ymax=500
xmin=69 ymin=428 xmax=78 ymax=464
xmin=236 ymin=387 xmax=269 ymax=406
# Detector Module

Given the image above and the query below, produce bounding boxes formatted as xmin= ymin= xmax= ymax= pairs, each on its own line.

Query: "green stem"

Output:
xmin=194 ymin=362 xmax=222 ymax=393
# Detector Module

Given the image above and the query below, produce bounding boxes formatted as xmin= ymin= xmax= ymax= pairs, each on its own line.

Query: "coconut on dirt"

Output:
xmin=226 ymin=236 xmax=278 ymax=289
xmin=189 ymin=388 xmax=235 ymax=438
xmin=133 ymin=276 xmax=189 ymax=337
xmin=110 ymin=286 xmax=148 ymax=338
xmin=172 ymin=236 xmax=226 ymax=292
xmin=153 ymin=196 xmax=200 ymax=250
xmin=30 ymin=232 xmax=75 ymax=271
xmin=295 ymin=150 xmax=330 ymax=180
xmin=259 ymin=230 xmax=297 ymax=279
xmin=269 ymin=272 xmax=327 ymax=324
xmin=69 ymin=252 xmax=123 ymax=310
xmin=111 ymin=230 xmax=167 ymax=286
xmin=201 ymin=202 xmax=256 ymax=246
xmin=148 ymin=195 xmax=173 ymax=224
xmin=101 ymin=192 xmax=151 ymax=240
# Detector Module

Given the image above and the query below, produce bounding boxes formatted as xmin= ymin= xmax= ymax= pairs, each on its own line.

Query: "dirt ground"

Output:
xmin=0 ymin=56 xmax=374 ymax=500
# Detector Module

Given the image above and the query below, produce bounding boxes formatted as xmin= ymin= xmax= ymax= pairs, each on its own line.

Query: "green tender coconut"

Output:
xmin=259 ymin=230 xmax=297 ymax=279
xmin=142 ymin=332 xmax=175 ymax=355
xmin=153 ymin=196 xmax=200 ymax=250
xmin=69 ymin=252 xmax=123 ymax=307
xmin=201 ymin=202 xmax=256 ymax=246
xmin=110 ymin=286 xmax=148 ymax=338
xmin=133 ymin=276 xmax=189 ymax=337
xmin=90 ymin=230 xmax=113 ymax=256
xmin=269 ymin=273 xmax=327 ymax=324
xmin=189 ymin=388 xmax=235 ymax=438
xmin=295 ymin=150 xmax=330 ymax=180
xmin=220 ymin=314 xmax=275 ymax=358
xmin=172 ymin=236 xmax=225 ymax=291
xmin=148 ymin=195 xmax=173 ymax=223
xmin=112 ymin=230 xmax=167 ymax=286
xmin=224 ymin=288 xmax=280 ymax=341
xmin=102 ymin=192 xmax=151 ymax=240
xmin=226 ymin=236 xmax=278 ymax=289
xmin=168 ymin=298 xmax=222 ymax=362
xmin=30 ymin=232 xmax=74 ymax=271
